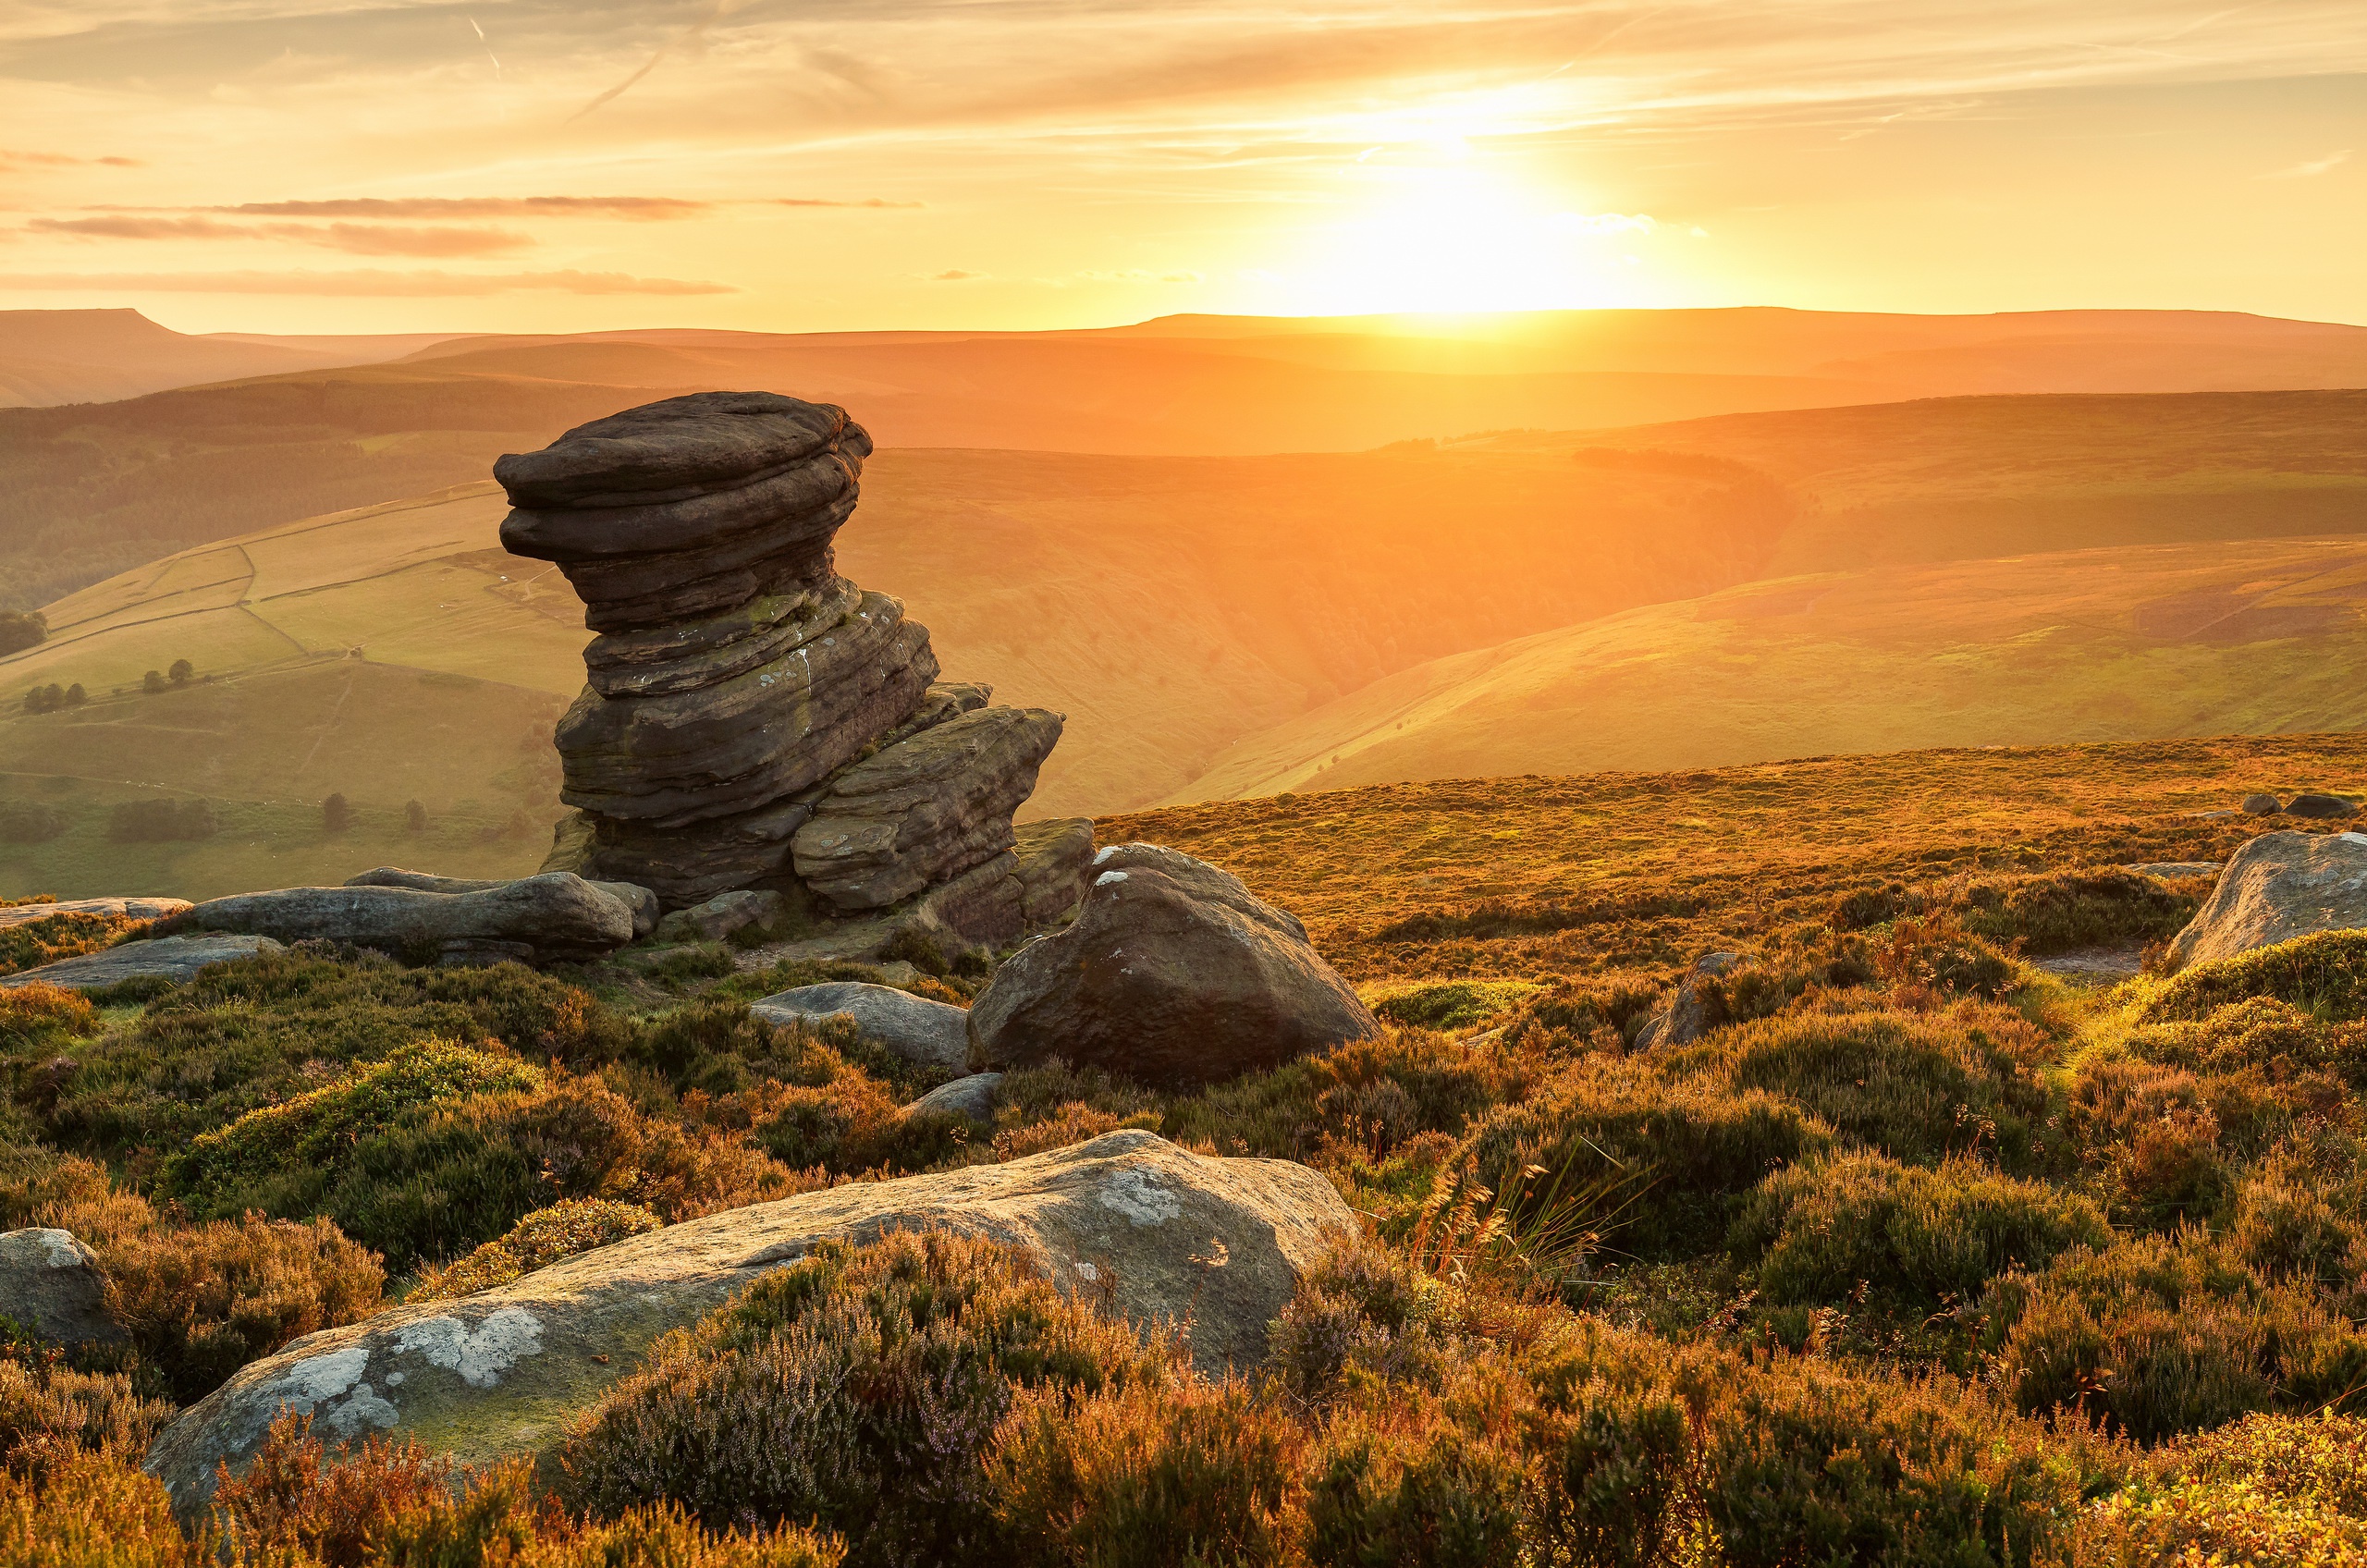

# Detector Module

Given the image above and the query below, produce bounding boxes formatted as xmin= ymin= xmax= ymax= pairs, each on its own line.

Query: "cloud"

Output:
xmin=0 ymin=268 xmax=735 ymax=296
xmin=0 ymin=149 xmax=139 ymax=168
xmin=202 ymin=196 xmax=711 ymax=220
xmin=2263 ymin=149 xmax=2351 ymax=178
xmin=931 ymin=269 xmax=986 ymax=281
xmin=31 ymin=214 xmax=534 ymax=257
xmin=767 ymin=198 xmax=924 ymax=210
xmin=570 ymin=0 xmax=750 ymax=124
xmin=1076 ymin=268 xmax=1204 ymax=283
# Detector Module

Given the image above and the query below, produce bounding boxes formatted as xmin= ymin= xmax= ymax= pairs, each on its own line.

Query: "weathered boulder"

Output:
xmin=566 ymin=801 xmax=814 ymax=910
xmin=794 ymin=706 xmax=1064 ymax=910
xmin=580 ymin=580 xmax=863 ymax=699
xmin=2168 ymin=830 xmax=2367 ymax=969
xmin=161 ymin=874 xmax=634 ymax=964
xmin=0 ymin=1228 xmax=121 ymax=1345
xmin=0 ymin=933 xmax=283 ymax=991
xmin=2287 ymin=793 xmax=2360 ymax=820
xmin=1633 ymin=951 xmax=1744 ymax=1049
xmin=2243 ymin=793 xmax=2284 ymax=815
xmin=495 ymin=391 xmax=857 ymax=511
xmin=144 ymin=1130 xmax=1351 ymax=1518
xmin=751 ymin=982 xmax=971 ymax=1073
xmin=0 ymin=897 xmax=190 ymax=931
xmin=905 ymin=1072 xmax=1001 ymax=1127
xmin=346 ymin=869 xmax=659 ymax=939
xmin=652 ymin=888 xmax=782 ymax=947
xmin=1014 ymin=816 xmax=1096 ymax=925
xmin=966 ymin=843 xmax=1379 ymax=1087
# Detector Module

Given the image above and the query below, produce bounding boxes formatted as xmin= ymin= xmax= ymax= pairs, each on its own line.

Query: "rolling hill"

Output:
xmin=0 ymin=308 xmax=456 ymax=409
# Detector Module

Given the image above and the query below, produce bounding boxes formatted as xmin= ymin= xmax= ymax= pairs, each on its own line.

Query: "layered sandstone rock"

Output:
xmin=502 ymin=391 xmax=1077 ymax=926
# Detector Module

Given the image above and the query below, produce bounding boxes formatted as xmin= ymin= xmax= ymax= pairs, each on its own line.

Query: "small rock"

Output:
xmin=1 ymin=933 xmax=283 ymax=991
xmin=750 ymin=981 xmax=970 ymax=1072
xmin=902 ymin=1072 xmax=1001 ymax=1127
xmin=1633 ymin=951 xmax=1743 ymax=1049
xmin=0 ymin=897 xmax=190 ymax=932
xmin=653 ymin=888 xmax=785 ymax=946
xmin=966 ymin=843 xmax=1380 ymax=1087
xmin=2285 ymin=793 xmax=2359 ymax=820
xmin=0 ymin=1228 xmax=123 ymax=1345
xmin=143 ymin=1130 xmax=1351 ymax=1519
xmin=161 ymin=874 xmax=634 ymax=965
xmin=870 ymin=960 xmax=920 ymax=987
xmin=2169 ymin=830 xmax=2367 ymax=968
xmin=2243 ymin=793 xmax=2284 ymax=815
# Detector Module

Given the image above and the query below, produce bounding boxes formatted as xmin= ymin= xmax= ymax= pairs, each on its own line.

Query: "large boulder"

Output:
xmin=793 ymin=705 xmax=1064 ymax=910
xmin=0 ymin=1228 xmax=121 ymax=1345
xmin=0 ymin=897 xmax=190 ymax=931
xmin=346 ymin=869 xmax=659 ymax=939
xmin=653 ymin=888 xmax=782 ymax=946
xmin=2168 ymin=830 xmax=2367 ymax=969
xmin=966 ymin=843 xmax=1380 ymax=1087
xmin=144 ymin=1130 xmax=1350 ymax=1518
xmin=904 ymin=1072 xmax=1001 ymax=1127
xmin=2287 ymin=793 xmax=2360 ymax=820
xmin=159 ymin=874 xmax=634 ymax=964
xmin=0 ymin=933 xmax=283 ymax=991
xmin=751 ymin=982 xmax=970 ymax=1073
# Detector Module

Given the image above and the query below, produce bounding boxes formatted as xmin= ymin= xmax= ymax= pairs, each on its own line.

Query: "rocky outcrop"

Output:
xmin=1 ymin=933 xmax=282 ymax=991
xmin=503 ymin=392 xmax=1071 ymax=929
xmin=0 ymin=897 xmax=190 ymax=931
xmin=144 ymin=1131 xmax=1352 ymax=1518
xmin=2168 ymin=830 xmax=2367 ymax=968
xmin=160 ymin=875 xmax=633 ymax=965
xmin=1634 ymin=951 xmax=1743 ymax=1049
xmin=793 ymin=706 xmax=1064 ymax=910
xmin=966 ymin=843 xmax=1380 ymax=1087
xmin=751 ymin=982 xmax=971 ymax=1073
xmin=346 ymin=869 xmax=658 ymax=939
xmin=653 ymin=889 xmax=782 ymax=946
xmin=0 ymin=1228 xmax=121 ymax=1344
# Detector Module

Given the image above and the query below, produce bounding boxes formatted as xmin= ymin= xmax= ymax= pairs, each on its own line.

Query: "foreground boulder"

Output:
xmin=2168 ymin=830 xmax=2367 ymax=969
xmin=751 ymin=982 xmax=971 ymax=1073
xmin=144 ymin=1130 xmax=1350 ymax=1517
xmin=0 ymin=1228 xmax=121 ymax=1344
xmin=159 ymin=874 xmax=634 ymax=965
xmin=0 ymin=896 xmax=190 ymax=931
xmin=966 ymin=843 xmax=1379 ymax=1086
xmin=0 ymin=933 xmax=283 ymax=991
xmin=1633 ymin=950 xmax=1743 ymax=1049
xmin=347 ymin=868 xmax=659 ymax=939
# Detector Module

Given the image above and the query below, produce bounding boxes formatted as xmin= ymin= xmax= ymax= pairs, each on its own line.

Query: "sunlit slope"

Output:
xmin=1171 ymin=537 xmax=2367 ymax=801
xmin=1477 ymin=388 xmax=2367 ymax=573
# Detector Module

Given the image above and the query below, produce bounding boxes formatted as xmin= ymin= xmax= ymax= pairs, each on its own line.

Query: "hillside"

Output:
xmin=0 ymin=308 xmax=455 ymax=410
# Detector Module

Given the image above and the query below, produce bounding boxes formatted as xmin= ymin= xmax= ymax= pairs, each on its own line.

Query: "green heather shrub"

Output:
xmin=0 ymin=1445 xmax=207 ymax=1568
xmin=2127 ymin=995 xmax=2367 ymax=1085
xmin=2144 ymin=929 xmax=2367 ymax=1024
xmin=2228 ymin=1164 xmax=2367 ymax=1289
xmin=1304 ymin=1407 xmax=1525 ymax=1568
xmin=1982 ymin=1232 xmax=2367 ymax=1444
xmin=411 ymin=1198 xmax=662 ymax=1301
xmin=1458 ymin=1059 xmax=1834 ymax=1258
xmin=1521 ymin=1351 xmax=1699 ymax=1568
xmin=992 ymin=1379 xmax=1304 ymax=1568
xmin=563 ymin=1230 xmax=1172 ymax=1568
xmin=2064 ymin=1058 xmax=2237 ymax=1229
xmin=162 ymin=1038 xmax=544 ymax=1216
xmin=1710 ymin=1008 xmax=2049 ymax=1170
xmin=1731 ymin=1153 xmax=2111 ymax=1312
xmin=2077 ymin=1413 xmax=2367 ymax=1563
xmin=1268 ymin=1241 xmax=1451 ymax=1401
xmin=1871 ymin=911 xmax=2021 ymax=1000
xmin=1497 ymin=971 xmax=1665 ymax=1053
xmin=0 ymin=979 xmax=95 ymax=1047
xmin=1367 ymin=980 xmax=1538 ymax=1034
xmin=1957 ymin=866 xmax=2199 ymax=956
xmin=1701 ymin=1363 xmax=2084 ymax=1567
xmin=1169 ymin=1027 xmax=1541 ymax=1164
xmin=0 ymin=1360 xmax=175 ymax=1471
xmin=0 ymin=913 xmax=140 ymax=979
xmin=104 ymin=1213 xmax=384 ymax=1403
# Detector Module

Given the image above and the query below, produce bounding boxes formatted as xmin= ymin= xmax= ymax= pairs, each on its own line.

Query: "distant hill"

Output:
xmin=0 ymin=308 xmax=455 ymax=409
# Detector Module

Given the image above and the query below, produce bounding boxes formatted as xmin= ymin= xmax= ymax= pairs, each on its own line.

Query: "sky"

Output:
xmin=1 ymin=1 xmax=2363 ymax=335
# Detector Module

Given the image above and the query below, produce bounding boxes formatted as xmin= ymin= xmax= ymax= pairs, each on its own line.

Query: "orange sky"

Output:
xmin=2 ymin=1 xmax=2363 ymax=335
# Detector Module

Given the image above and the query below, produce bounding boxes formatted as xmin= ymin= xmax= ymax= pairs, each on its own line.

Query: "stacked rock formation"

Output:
xmin=497 ymin=392 xmax=1068 ymax=920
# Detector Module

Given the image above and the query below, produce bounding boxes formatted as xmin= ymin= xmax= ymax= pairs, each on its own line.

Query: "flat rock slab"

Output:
xmin=1 ymin=933 xmax=282 ymax=991
xmin=347 ymin=869 xmax=659 ymax=939
xmin=144 ymin=1130 xmax=1351 ymax=1519
xmin=0 ymin=897 xmax=190 ymax=931
xmin=0 ymin=1228 xmax=122 ymax=1344
xmin=2169 ymin=830 xmax=2367 ymax=969
xmin=751 ymin=981 xmax=971 ymax=1073
xmin=163 ymin=874 xmax=634 ymax=964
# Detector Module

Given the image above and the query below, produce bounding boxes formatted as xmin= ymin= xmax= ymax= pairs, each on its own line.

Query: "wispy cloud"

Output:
xmin=767 ymin=198 xmax=924 ymax=210
xmin=0 ymin=148 xmax=139 ymax=169
xmin=0 ymin=268 xmax=735 ymax=296
xmin=2263 ymin=149 xmax=2352 ymax=178
xmin=203 ymin=196 xmax=712 ymax=220
xmin=31 ymin=214 xmax=533 ymax=257
xmin=930 ymin=269 xmax=986 ymax=281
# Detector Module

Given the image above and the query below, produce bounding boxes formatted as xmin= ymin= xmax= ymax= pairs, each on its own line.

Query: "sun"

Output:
xmin=1275 ymin=166 xmax=1650 ymax=317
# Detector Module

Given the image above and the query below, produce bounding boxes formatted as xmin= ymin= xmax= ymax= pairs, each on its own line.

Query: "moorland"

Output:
xmin=13 ymin=735 xmax=2367 ymax=1562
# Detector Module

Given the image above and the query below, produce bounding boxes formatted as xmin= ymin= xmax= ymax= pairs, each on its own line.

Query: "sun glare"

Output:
xmin=1276 ymin=166 xmax=1649 ymax=316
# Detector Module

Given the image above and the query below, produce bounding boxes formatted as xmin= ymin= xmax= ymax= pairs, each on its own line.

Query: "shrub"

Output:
xmin=992 ymin=1379 xmax=1304 ymax=1568
xmin=1702 ymin=1363 xmax=2083 ymax=1566
xmin=1458 ymin=1060 xmax=1834 ymax=1258
xmin=0 ymin=979 xmax=95 ymax=1047
xmin=0 ymin=1445 xmax=207 ymax=1568
xmin=0 ymin=803 xmax=66 ymax=843
xmin=2145 ymin=929 xmax=2367 ymax=1024
xmin=2079 ymin=1412 xmax=2367 ymax=1563
xmin=2229 ymin=1165 xmax=2365 ymax=1289
xmin=1367 ymin=981 xmax=1537 ymax=1033
xmin=563 ymin=1230 xmax=1172 ymax=1567
xmin=1304 ymin=1410 xmax=1523 ymax=1568
xmin=212 ymin=1413 xmax=455 ymax=1565
xmin=1982 ymin=1232 xmax=2367 ymax=1444
xmin=2064 ymin=1058 xmax=2235 ymax=1229
xmin=412 ymin=1197 xmax=663 ymax=1300
xmin=2127 ymin=995 xmax=2367 ymax=1085
xmin=1957 ymin=867 xmax=2199 ymax=956
xmin=1873 ymin=911 xmax=2020 ymax=1000
xmin=104 ymin=798 xmax=215 ymax=843
xmin=1714 ymin=1008 xmax=2048 ymax=1169
xmin=1522 ymin=1352 xmax=1699 ymax=1567
xmin=1498 ymin=971 xmax=1665 ymax=1053
xmin=0 ymin=1361 xmax=175 ymax=1472
xmin=1731 ymin=1153 xmax=2111 ymax=1312
xmin=162 ymin=1037 xmax=544 ymax=1216
xmin=1170 ymin=1028 xmax=1540 ymax=1165
xmin=104 ymin=1212 xmax=384 ymax=1403
xmin=1269 ymin=1241 xmax=1450 ymax=1401
xmin=0 ymin=913 xmax=140 ymax=979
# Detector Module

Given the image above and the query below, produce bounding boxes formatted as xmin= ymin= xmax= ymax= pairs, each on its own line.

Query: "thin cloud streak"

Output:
xmin=0 ymin=268 xmax=736 ymax=295
xmin=31 ymin=214 xmax=534 ymax=256
xmin=2263 ymin=149 xmax=2351 ymax=178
